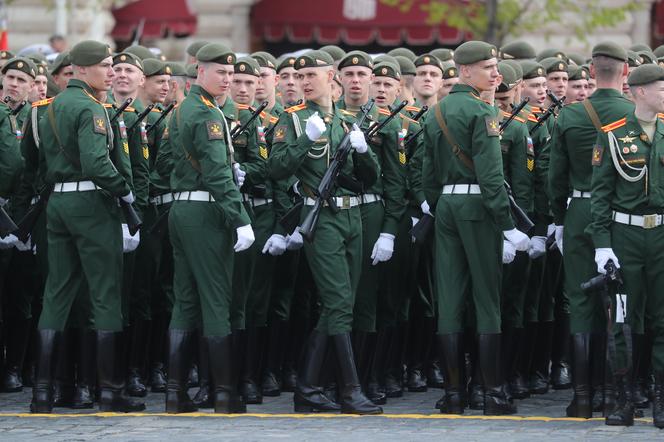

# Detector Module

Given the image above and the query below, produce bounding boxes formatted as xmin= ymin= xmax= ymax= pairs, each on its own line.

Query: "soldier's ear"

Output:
xmin=622 ymin=62 xmax=629 ymax=77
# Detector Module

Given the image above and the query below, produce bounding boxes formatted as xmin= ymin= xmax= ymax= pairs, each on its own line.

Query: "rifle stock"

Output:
xmin=13 ymin=185 xmax=53 ymax=242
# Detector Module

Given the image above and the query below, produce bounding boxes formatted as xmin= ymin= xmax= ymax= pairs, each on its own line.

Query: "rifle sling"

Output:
xmin=434 ymin=103 xmax=475 ymax=172
xmin=582 ymin=99 xmax=603 ymax=132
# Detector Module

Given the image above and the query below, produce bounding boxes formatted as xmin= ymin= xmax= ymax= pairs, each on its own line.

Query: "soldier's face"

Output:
xmin=522 ymin=77 xmax=547 ymax=105
xmin=2 ymin=69 xmax=34 ymax=102
xmin=297 ymin=67 xmax=333 ymax=103
xmin=413 ymin=66 xmax=443 ymax=99
xmin=495 ymin=89 xmax=515 ymax=113
xmin=277 ymin=67 xmax=302 ymax=105
xmin=634 ymin=81 xmax=664 ymax=114
xmin=231 ymin=73 xmax=258 ymax=105
xmin=463 ymin=59 xmax=499 ymax=92
xmin=370 ymin=77 xmax=400 ymax=107
xmin=439 ymin=77 xmax=459 ymax=99
xmin=198 ymin=63 xmax=233 ymax=97
xmin=144 ymin=74 xmax=171 ymax=104
xmin=256 ymin=67 xmax=276 ymax=102
xmin=339 ymin=66 xmax=372 ymax=103
xmin=81 ymin=57 xmax=114 ymax=92
xmin=113 ymin=63 xmax=144 ymax=95
xmin=53 ymin=65 xmax=74 ymax=90
xmin=566 ymin=79 xmax=588 ymax=103
xmin=29 ymin=74 xmax=48 ymax=101
xmin=546 ymin=72 xmax=568 ymax=99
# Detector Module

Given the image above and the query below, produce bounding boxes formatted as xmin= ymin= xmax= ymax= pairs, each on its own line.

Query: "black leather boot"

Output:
xmin=30 ymin=330 xmax=59 ymax=413
xmin=566 ymin=333 xmax=592 ymax=418
xmin=507 ymin=327 xmax=529 ymax=399
xmin=72 ymin=329 xmax=95 ymax=409
xmin=53 ymin=328 xmax=75 ymax=407
xmin=529 ymin=321 xmax=553 ymax=394
xmin=207 ymin=334 xmax=246 ymax=414
xmin=353 ymin=331 xmax=386 ymax=405
xmin=126 ymin=320 xmax=150 ymax=397
xmin=605 ymin=373 xmax=634 ymax=426
xmin=653 ymin=372 xmax=664 ymax=429
xmin=332 ymin=333 xmax=382 ymax=415
xmin=192 ymin=333 xmax=212 ymax=408
xmin=149 ymin=313 xmax=168 ymax=393
xmin=383 ymin=325 xmax=404 ymax=398
xmin=2 ymin=318 xmax=31 ymax=392
xmin=550 ymin=313 xmax=572 ymax=390
xmin=406 ymin=318 xmax=428 ymax=392
xmin=294 ymin=330 xmax=340 ymax=412
xmin=262 ymin=319 xmax=286 ymax=397
xmin=437 ymin=333 xmax=464 ymax=414
xmin=240 ymin=326 xmax=264 ymax=404
xmin=479 ymin=333 xmax=516 ymax=415
xmin=519 ymin=322 xmax=537 ymax=395
xmin=632 ymin=333 xmax=650 ymax=409
xmin=165 ymin=329 xmax=197 ymax=413
xmin=97 ymin=330 xmax=146 ymax=412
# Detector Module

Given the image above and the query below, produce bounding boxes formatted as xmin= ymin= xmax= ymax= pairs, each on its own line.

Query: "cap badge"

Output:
xmin=381 ymin=67 xmax=388 ymax=75
xmin=300 ymin=58 xmax=306 ymax=66
xmin=352 ymin=57 xmax=359 ymax=65
xmin=239 ymin=64 xmax=246 ymax=72
xmin=424 ymin=56 xmax=430 ymax=63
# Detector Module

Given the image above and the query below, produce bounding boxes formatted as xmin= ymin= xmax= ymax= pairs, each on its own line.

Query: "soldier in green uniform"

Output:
xmin=394 ymin=56 xmax=416 ymax=105
xmin=499 ymin=41 xmax=536 ymax=61
xmin=589 ymin=63 xmax=664 ymax=428
xmin=165 ymin=43 xmax=254 ymax=414
xmin=566 ymin=66 xmax=590 ymax=104
xmin=422 ymin=40 xmax=530 ymax=416
xmin=50 ymin=52 xmax=72 ymax=92
xmin=276 ymin=56 xmax=302 ymax=107
xmin=185 ymin=41 xmax=209 ymax=65
xmin=268 ymin=50 xmax=382 ymax=415
xmin=439 ymin=62 xmax=459 ymax=100
xmin=30 ymin=40 xmax=144 ymax=413
xmin=548 ymin=42 xmax=633 ymax=419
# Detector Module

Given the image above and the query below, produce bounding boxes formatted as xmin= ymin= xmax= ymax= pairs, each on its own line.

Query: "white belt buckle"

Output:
xmin=341 ymin=195 xmax=350 ymax=209
xmin=643 ymin=214 xmax=658 ymax=229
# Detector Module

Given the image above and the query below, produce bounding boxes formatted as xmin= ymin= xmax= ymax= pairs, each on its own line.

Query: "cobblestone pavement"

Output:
xmin=0 ymin=387 xmax=659 ymax=441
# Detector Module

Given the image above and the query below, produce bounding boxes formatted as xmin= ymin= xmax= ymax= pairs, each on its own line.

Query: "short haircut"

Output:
xmin=592 ymin=55 xmax=624 ymax=82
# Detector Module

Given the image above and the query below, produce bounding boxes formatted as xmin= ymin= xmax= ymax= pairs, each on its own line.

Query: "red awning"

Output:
xmin=251 ymin=0 xmax=463 ymax=46
xmin=111 ymin=0 xmax=197 ymax=41
xmin=656 ymin=0 xmax=664 ymax=39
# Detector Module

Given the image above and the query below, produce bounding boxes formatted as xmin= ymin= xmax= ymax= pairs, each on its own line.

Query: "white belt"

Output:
xmin=241 ymin=194 xmax=273 ymax=207
xmin=360 ymin=194 xmax=382 ymax=204
xmin=571 ymin=189 xmax=591 ymax=198
xmin=442 ymin=184 xmax=481 ymax=195
xmin=150 ymin=194 xmax=174 ymax=205
xmin=173 ymin=191 xmax=215 ymax=202
xmin=304 ymin=196 xmax=360 ymax=209
xmin=53 ymin=181 xmax=99 ymax=192
xmin=613 ymin=211 xmax=664 ymax=229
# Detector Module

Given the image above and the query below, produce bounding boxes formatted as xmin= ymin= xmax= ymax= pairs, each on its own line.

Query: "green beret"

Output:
xmin=520 ymin=60 xmax=546 ymax=80
xmin=387 ymin=48 xmax=417 ymax=61
xmin=567 ymin=53 xmax=586 ymax=66
xmin=394 ymin=55 xmax=416 ymax=76
xmin=591 ymin=41 xmax=627 ymax=62
xmin=431 ymin=48 xmax=454 ymax=62
xmin=501 ymin=59 xmax=523 ymax=80
xmin=166 ymin=62 xmax=186 ymax=76
xmin=70 ymin=40 xmax=113 ymax=66
xmin=319 ymin=45 xmax=346 ymax=62
xmin=338 ymin=50 xmax=373 ymax=70
xmin=1 ymin=57 xmax=37 ymax=78
xmin=654 ymin=45 xmax=664 ymax=58
xmin=26 ymin=52 xmax=48 ymax=67
xmin=251 ymin=51 xmax=277 ymax=70
xmin=638 ymin=50 xmax=657 ymax=65
xmin=196 ymin=43 xmax=236 ymax=65
xmin=234 ymin=56 xmax=261 ymax=77
xmin=540 ymin=57 xmax=568 ymax=74
xmin=414 ymin=53 xmax=443 ymax=71
xmin=294 ymin=50 xmax=333 ymax=70
xmin=113 ymin=52 xmax=144 ymax=71
xmin=143 ymin=59 xmax=172 ymax=77
xmin=629 ymin=43 xmax=652 ymax=54
xmin=373 ymin=54 xmax=398 ymax=66
xmin=567 ymin=65 xmax=589 ymax=81
xmin=627 ymin=63 xmax=664 ymax=86
xmin=186 ymin=41 xmax=210 ymax=58
xmin=185 ymin=63 xmax=198 ymax=79
xmin=453 ymin=41 xmax=498 ymax=65
xmin=50 ymin=51 xmax=71 ymax=75
xmin=372 ymin=62 xmax=400 ymax=81
xmin=497 ymin=62 xmax=517 ymax=92
xmin=124 ymin=45 xmax=156 ymax=61
xmin=500 ymin=41 xmax=536 ymax=60
xmin=536 ymin=48 xmax=567 ymax=63
xmin=0 ymin=50 xmax=14 ymax=61
xmin=442 ymin=62 xmax=458 ymax=80
xmin=35 ymin=64 xmax=48 ymax=77
xmin=276 ymin=55 xmax=297 ymax=73
xmin=627 ymin=50 xmax=643 ymax=68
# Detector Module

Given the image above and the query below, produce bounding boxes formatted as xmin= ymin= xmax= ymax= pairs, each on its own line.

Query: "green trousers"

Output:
xmin=563 ymin=198 xmax=605 ymax=333
xmin=501 ymin=251 xmax=530 ymax=328
xmin=168 ymin=200 xmax=234 ymax=337
xmin=435 ymin=194 xmax=502 ymax=334
xmin=129 ymin=203 xmax=161 ymax=322
xmin=39 ymin=191 xmax=123 ymax=331
xmin=269 ymin=250 xmax=300 ymax=322
xmin=302 ymin=205 xmax=362 ymax=335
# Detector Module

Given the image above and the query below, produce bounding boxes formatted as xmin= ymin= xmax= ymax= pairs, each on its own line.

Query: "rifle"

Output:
xmin=0 ymin=205 xmax=18 ymax=239
xmin=410 ymin=105 xmax=428 ymax=122
xmin=299 ymin=99 xmax=375 ymax=242
xmin=13 ymin=185 xmax=53 ymax=242
xmin=146 ymin=101 xmax=176 ymax=134
xmin=278 ymin=199 xmax=304 ymax=234
xmin=409 ymin=213 xmax=434 ymax=245
xmin=110 ymin=98 xmax=133 ymax=123
xmin=504 ymin=180 xmax=534 ymax=233
xmin=127 ymin=104 xmax=155 ymax=134
xmin=230 ymin=101 xmax=269 ymax=140
xmin=366 ymin=100 xmax=407 ymax=139
xmin=500 ymin=97 xmax=530 ymax=133
xmin=530 ymin=93 xmax=565 ymax=134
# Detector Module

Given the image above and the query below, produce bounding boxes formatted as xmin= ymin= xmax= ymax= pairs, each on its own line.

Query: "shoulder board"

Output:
xmin=514 ymin=115 xmax=525 ymax=123
xmin=102 ymin=103 xmax=113 ymax=108
xmin=125 ymin=106 xmax=136 ymax=112
xmin=601 ymin=117 xmax=627 ymax=133
xmin=32 ymin=98 xmax=54 ymax=108
xmin=527 ymin=114 xmax=539 ymax=123
xmin=151 ymin=108 xmax=162 ymax=113
xmin=269 ymin=115 xmax=278 ymax=124
xmin=236 ymin=103 xmax=250 ymax=110
xmin=378 ymin=108 xmax=391 ymax=116
xmin=200 ymin=95 xmax=215 ymax=108
xmin=658 ymin=113 xmax=664 ymax=120
xmin=285 ymin=103 xmax=307 ymax=114
xmin=399 ymin=114 xmax=417 ymax=124
xmin=405 ymin=105 xmax=420 ymax=112
xmin=530 ymin=106 xmax=543 ymax=113
xmin=339 ymin=108 xmax=357 ymax=116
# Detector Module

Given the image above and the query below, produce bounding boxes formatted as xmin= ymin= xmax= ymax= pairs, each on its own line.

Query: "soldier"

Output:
xmin=499 ymin=41 xmax=536 ymax=61
xmin=438 ymin=62 xmax=459 ymax=100
xmin=165 ymin=43 xmax=254 ymax=414
xmin=422 ymin=40 xmax=530 ymax=415
xmin=185 ymin=41 xmax=209 ymax=65
xmin=165 ymin=62 xmax=187 ymax=105
xmin=566 ymin=66 xmax=590 ymax=104
xmin=541 ymin=57 xmax=569 ymax=103
xmin=276 ymin=56 xmax=302 ymax=107
xmin=548 ymin=42 xmax=633 ymax=419
xmin=412 ymin=54 xmax=443 ymax=109
xmin=30 ymin=40 xmax=144 ymax=413
xmin=50 ymin=52 xmax=73 ymax=91
xmin=29 ymin=65 xmax=48 ymax=102
xmin=268 ymin=50 xmax=382 ymax=414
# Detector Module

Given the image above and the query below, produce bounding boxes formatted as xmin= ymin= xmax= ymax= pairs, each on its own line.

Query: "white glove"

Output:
xmin=420 ymin=200 xmax=432 ymax=216
xmin=528 ymin=236 xmax=547 ymax=259
xmin=503 ymin=228 xmax=530 ymax=251
xmin=305 ymin=111 xmax=326 ymax=141
xmin=286 ymin=228 xmax=304 ymax=250
xmin=594 ymin=248 xmax=620 ymax=274
xmin=15 ymin=237 xmax=32 ymax=252
xmin=234 ymin=224 xmax=255 ymax=252
xmin=554 ymin=225 xmax=564 ymax=254
xmin=0 ymin=234 xmax=18 ymax=250
xmin=262 ymin=234 xmax=287 ymax=256
xmin=121 ymin=191 xmax=134 ymax=204
xmin=292 ymin=180 xmax=301 ymax=197
xmin=350 ymin=123 xmax=368 ymax=154
xmin=122 ymin=224 xmax=140 ymax=252
xmin=370 ymin=233 xmax=395 ymax=265
xmin=233 ymin=163 xmax=246 ymax=187
xmin=502 ymin=240 xmax=516 ymax=264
